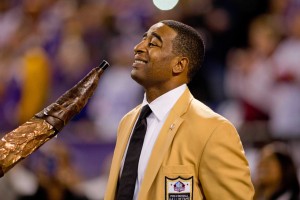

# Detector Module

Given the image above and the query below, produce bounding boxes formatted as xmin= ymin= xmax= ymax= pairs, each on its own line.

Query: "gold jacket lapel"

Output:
xmin=104 ymin=107 xmax=141 ymax=199
xmin=138 ymin=89 xmax=193 ymax=199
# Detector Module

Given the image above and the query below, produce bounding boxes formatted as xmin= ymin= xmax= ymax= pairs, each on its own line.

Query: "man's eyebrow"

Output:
xmin=142 ymin=32 xmax=148 ymax=38
xmin=142 ymin=32 xmax=163 ymax=43
xmin=151 ymin=32 xmax=162 ymax=43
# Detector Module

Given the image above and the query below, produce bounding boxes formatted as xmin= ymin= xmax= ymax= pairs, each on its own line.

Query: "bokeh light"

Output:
xmin=153 ymin=0 xmax=179 ymax=10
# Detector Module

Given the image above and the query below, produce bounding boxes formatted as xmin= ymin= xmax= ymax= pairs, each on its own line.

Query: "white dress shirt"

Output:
xmin=120 ymin=84 xmax=187 ymax=200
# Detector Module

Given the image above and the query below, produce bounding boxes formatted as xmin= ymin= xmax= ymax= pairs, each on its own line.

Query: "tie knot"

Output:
xmin=139 ymin=105 xmax=152 ymax=120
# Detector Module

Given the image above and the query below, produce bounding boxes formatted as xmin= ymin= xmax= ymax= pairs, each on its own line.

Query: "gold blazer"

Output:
xmin=105 ymin=88 xmax=254 ymax=200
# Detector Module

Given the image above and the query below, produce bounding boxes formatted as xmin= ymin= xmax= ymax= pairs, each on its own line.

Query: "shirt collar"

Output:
xmin=141 ymin=84 xmax=187 ymax=121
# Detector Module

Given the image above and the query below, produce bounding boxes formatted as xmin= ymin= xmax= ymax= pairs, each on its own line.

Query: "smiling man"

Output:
xmin=105 ymin=20 xmax=254 ymax=200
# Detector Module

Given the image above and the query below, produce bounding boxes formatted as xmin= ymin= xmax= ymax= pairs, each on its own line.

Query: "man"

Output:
xmin=105 ymin=20 xmax=254 ymax=200
xmin=0 ymin=60 xmax=109 ymax=177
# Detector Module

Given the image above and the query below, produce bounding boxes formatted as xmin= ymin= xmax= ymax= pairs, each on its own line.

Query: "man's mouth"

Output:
xmin=134 ymin=59 xmax=147 ymax=64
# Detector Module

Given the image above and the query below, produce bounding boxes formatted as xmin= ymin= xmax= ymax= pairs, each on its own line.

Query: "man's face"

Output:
xmin=131 ymin=22 xmax=178 ymax=89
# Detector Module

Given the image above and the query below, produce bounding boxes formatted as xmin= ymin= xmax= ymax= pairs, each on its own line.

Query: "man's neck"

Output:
xmin=145 ymin=83 xmax=186 ymax=103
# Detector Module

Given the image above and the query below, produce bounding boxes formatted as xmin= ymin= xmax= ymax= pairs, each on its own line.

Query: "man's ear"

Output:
xmin=173 ymin=57 xmax=189 ymax=74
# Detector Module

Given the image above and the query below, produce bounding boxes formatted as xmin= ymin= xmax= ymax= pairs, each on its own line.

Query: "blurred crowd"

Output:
xmin=0 ymin=0 xmax=300 ymax=199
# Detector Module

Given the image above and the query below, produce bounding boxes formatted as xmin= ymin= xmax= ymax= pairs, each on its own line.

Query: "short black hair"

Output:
xmin=160 ymin=20 xmax=205 ymax=82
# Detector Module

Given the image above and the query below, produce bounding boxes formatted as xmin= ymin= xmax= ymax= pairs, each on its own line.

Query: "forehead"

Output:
xmin=146 ymin=22 xmax=177 ymax=41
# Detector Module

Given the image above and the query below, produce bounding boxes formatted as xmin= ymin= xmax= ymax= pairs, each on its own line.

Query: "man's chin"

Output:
xmin=131 ymin=71 xmax=139 ymax=81
xmin=131 ymin=71 xmax=144 ymax=85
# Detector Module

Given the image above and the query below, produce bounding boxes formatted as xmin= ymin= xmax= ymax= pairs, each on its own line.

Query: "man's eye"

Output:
xmin=149 ymin=43 xmax=157 ymax=47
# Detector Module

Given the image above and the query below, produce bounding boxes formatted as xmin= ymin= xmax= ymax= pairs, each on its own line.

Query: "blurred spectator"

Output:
xmin=220 ymin=14 xmax=282 ymax=143
xmin=0 ymin=0 xmax=22 ymax=49
xmin=50 ymin=10 xmax=93 ymax=124
xmin=267 ymin=0 xmax=292 ymax=33
xmin=254 ymin=142 xmax=300 ymax=200
xmin=269 ymin=10 xmax=300 ymax=138
xmin=52 ymin=13 xmax=90 ymax=99
xmin=0 ymin=50 xmax=21 ymax=133
xmin=18 ymin=47 xmax=51 ymax=124
xmin=78 ymin=2 xmax=114 ymax=66
xmin=181 ymin=2 xmax=233 ymax=107
xmin=17 ymin=141 xmax=89 ymax=200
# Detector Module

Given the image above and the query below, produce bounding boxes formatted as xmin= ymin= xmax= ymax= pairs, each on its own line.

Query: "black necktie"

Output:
xmin=116 ymin=105 xmax=152 ymax=200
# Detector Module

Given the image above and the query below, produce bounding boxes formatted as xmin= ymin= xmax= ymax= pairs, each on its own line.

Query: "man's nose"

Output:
xmin=134 ymin=40 xmax=146 ymax=54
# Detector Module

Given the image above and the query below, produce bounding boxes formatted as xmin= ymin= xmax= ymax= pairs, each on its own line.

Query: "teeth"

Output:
xmin=135 ymin=60 xmax=146 ymax=64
